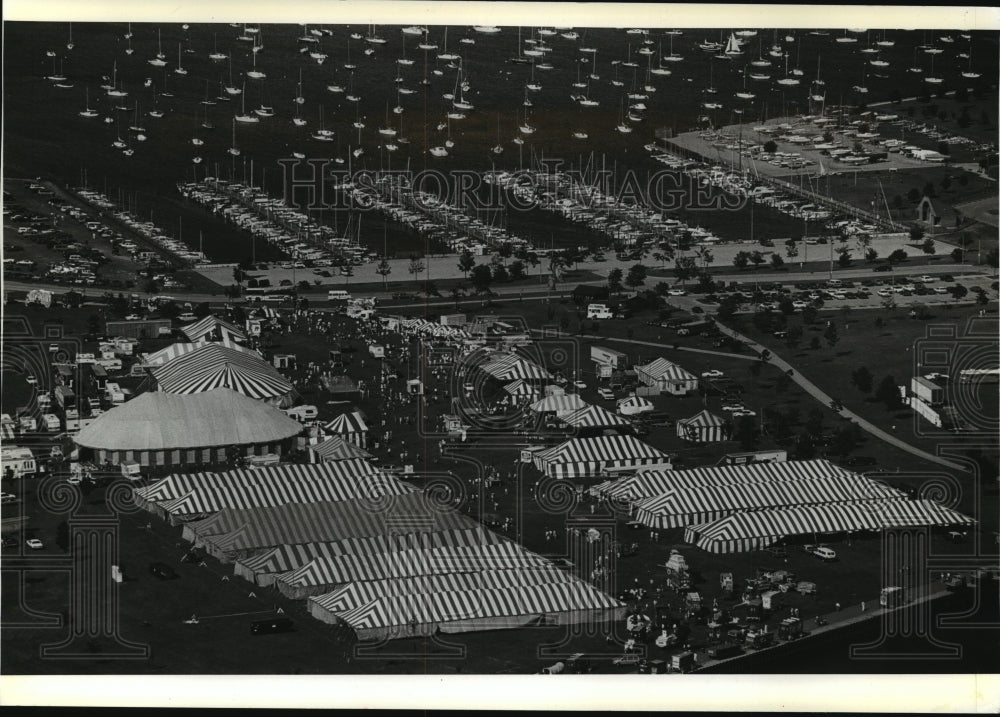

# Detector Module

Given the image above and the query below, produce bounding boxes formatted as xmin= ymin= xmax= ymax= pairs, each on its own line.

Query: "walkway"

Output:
xmin=711 ymin=321 xmax=968 ymax=472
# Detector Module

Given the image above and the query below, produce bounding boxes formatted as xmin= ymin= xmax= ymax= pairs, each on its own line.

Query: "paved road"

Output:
xmin=710 ymin=321 xmax=968 ymax=472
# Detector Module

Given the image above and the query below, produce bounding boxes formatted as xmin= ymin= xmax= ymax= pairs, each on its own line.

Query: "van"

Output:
xmin=708 ymin=643 xmax=743 ymax=660
xmin=98 ymin=358 xmax=123 ymax=372
xmin=284 ymin=405 xmax=318 ymax=421
xmin=327 ymin=290 xmax=351 ymax=302
xmin=120 ymin=463 xmax=143 ymax=482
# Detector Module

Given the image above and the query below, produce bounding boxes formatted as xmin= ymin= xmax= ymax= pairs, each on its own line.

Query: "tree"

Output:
xmin=456 ymin=250 xmax=476 ymax=280
xmin=785 ymin=325 xmax=803 ymax=348
xmin=832 ymin=424 xmax=861 ymax=459
xmin=778 ymin=296 xmax=795 ymax=315
xmin=233 ymin=266 xmax=246 ymax=286
xmin=888 ymin=249 xmax=908 ymax=264
xmin=802 ymin=305 xmax=818 ymax=325
xmin=851 ymin=366 xmax=874 ymax=394
xmin=909 ymin=226 xmax=925 ymax=242
xmin=976 ymin=291 xmax=989 ymax=307
xmin=785 ymin=240 xmax=799 ymax=261
xmin=673 ymin=257 xmax=696 ymax=286
xmin=875 ymin=376 xmax=901 ymax=409
xmin=805 ymin=408 xmax=825 ymax=437
xmin=749 ymin=251 xmax=766 ymax=268
xmin=558 ymin=312 xmax=571 ymax=334
xmin=732 ymin=415 xmax=758 ymax=451
xmin=86 ymin=313 xmax=101 ymax=336
xmin=795 ymin=431 xmax=817 ymax=460
xmin=920 ymin=237 xmax=936 ymax=255
xmin=763 ymin=139 xmax=778 ymax=153
xmin=948 ymin=284 xmax=968 ymax=300
xmin=881 ymin=294 xmax=898 ymax=311
xmin=376 ymin=258 xmax=392 ymax=288
xmin=837 ymin=251 xmax=852 ymax=268
xmin=941 ymin=175 xmax=952 ymax=192
xmin=865 ymin=247 xmax=879 ymax=263
xmin=733 ymin=251 xmax=750 ymax=270
xmin=906 ymin=187 xmax=921 ymax=203
xmin=676 ymin=231 xmax=694 ymax=253
xmin=824 ymin=322 xmax=839 ymax=348
xmin=497 ymin=242 xmax=514 ymax=266
xmin=508 ymin=259 xmax=526 ymax=281
xmin=770 ymin=254 xmax=785 ymax=269
xmin=491 ymin=263 xmax=509 ymax=283
xmin=450 ymin=286 xmax=465 ymax=309
xmin=625 ymin=263 xmax=648 ymax=289
xmin=716 ymin=296 xmax=739 ymax=320
xmin=607 ymin=268 xmax=623 ymax=296
xmin=471 ymin=264 xmax=493 ymax=295
xmin=809 ymin=336 xmax=821 ymax=350
xmin=407 ymin=257 xmax=425 ymax=287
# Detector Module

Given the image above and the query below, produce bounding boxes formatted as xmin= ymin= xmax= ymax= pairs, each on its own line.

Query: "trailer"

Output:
xmin=1 ymin=447 xmax=37 ymax=479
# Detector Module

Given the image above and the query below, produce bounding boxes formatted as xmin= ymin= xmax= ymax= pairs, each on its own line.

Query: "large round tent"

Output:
xmin=74 ymin=388 xmax=303 ymax=468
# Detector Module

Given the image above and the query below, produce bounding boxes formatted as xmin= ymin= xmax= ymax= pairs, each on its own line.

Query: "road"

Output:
xmin=710 ymin=321 xmax=969 ymax=472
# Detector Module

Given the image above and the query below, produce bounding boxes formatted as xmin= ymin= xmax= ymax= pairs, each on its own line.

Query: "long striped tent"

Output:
xmin=532 ymin=434 xmax=671 ymax=478
xmin=633 ymin=475 xmax=907 ymax=529
xmin=233 ymin=527 xmax=504 ymax=585
xmin=528 ymin=394 xmax=588 ymax=416
xmin=143 ymin=335 xmax=259 ymax=367
xmin=189 ymin=492 xmax=484 ymax=562
xmin=635 ymin=358 xmax=698 ymax=392
xmin=310 ymin=579 xmax=623 ymax=642
xmin=310 ymin=565 xmax=576 ymax=617
xmin=324 ymin=412 xmax=369 ymax=448
xmin=180 ymin=315 xmax=248 ymax=343
xmin=309 ymin=435 xmax=373 ymax=463
xmin=591 ymin=459 xmax=855 ymax=503
xmin=559 ymin=404 xmax=630 ymax=429
xmin=141 ymin=462 xmax=403 ymax=524
xmin=676 ymin=410 xmax=729 ymax=442
xmin=503 ymin=379 xmax=538 ymax=397
xmin=151 ymin=343 xmax=296 ymax=406
xmin=685 ymin=500 xmax=976 ymax=553
xmin=274 ymin=541 xmax=554 ymax=599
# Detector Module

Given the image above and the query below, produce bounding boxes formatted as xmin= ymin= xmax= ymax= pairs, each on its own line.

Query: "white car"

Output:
xmin=701 ymin=370 xmax=724 ymax=378
xmin=919 ymin=275 xmax=936 ymax=283
xmin=792 ymin=301 xmax=809 ymax=310
xmin=25 ymin=374 xmax=37 ymax=385
xmin=811 ymin=546 xmax=837 ymax=561
xmin=573 ymin=380 xmax=587 ymax=389
xmin=720 ymin=404 xmax=744 ymax=412
xmin=667 ymin=289 xmax=687 ymax=296
xmin=597 ymin=388 xmax=615 ymax=400
xmin=877 ymin=289 xmax=893 ymax=297
xmin=933 ymin=287 xmax=949 ymax=294
xmin=731 ymin=409 xmax=757 ymax=418
xmin=25 ymin=539 xmax=44 ymax=550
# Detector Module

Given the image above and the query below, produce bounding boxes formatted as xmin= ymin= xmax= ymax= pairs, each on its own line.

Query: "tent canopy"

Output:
xmin=151 ymin=343 xmax=294 ymax=401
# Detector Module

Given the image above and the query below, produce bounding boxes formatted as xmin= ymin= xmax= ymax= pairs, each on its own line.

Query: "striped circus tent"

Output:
xmin=180 ymin=315 xmax=247 ymax=343
xmin=616 ymin=396 xmax=654 ymax=416
xmin=324 ymin=411 xmax=369 ymax=448
xmin=151 ymin=343 xmax=296 ymax=406
xmin=479 ymin=352 xmax=552 ymax=382
xmin=528 ymin=394 xmax=588 ymax=416
xmin=143 ymin=335 xmax=259 ymax=367
xmin=309 ymin=578 xmax=623 ymax=642
xmin=532 ymin=435 xmax=671 ymax=478
xmin=676 ymin=410 xmax=729 ymax=442
xmin=632 ymin=475 xmax=907 ymax=530
xmin=685 ymin=500 xmax=976 ymax=554
xmin=503 ymin=379 xmax=539 ymax=397
xmin=309 ymin=435 xmax=373 ymax=463
xmin=233 ymin=527 xmax=504 ymax=585
xmin=559 ymin=404 xmax=630 ymax=429
xmin=274 ymin=541 xmax=553 ymax=599
xmin=187 ymin=492 xmax=483 ymax=562
xmin=596 ymin=459 xmax=854 ymax=503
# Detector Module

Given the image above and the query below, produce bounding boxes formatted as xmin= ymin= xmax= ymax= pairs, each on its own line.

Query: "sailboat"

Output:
xmin=452 ymin=65 xmax=474 ymax=111
xmin=961 ymin=40 xmax=981 ymax=78
xmin=254 ymin=83 xmax=275 ymax=117
xmin=209 ymin=35 xmax=227 ymax=61
xmin=107 ymin=61 xmax=128 ymax=97
xmin=724 ymin=33 xmax=743 ymax=57
xmin=519 ymin=102 xmax=536 ymax=135
xmin=398 ymin=33 xmax=414 ymax=66
xmin=491 ymin=115 xmax=504 ymax=154
xmin=148 ymin=88 xmax=164 ymax=118
xmin=736 ymin=67 xmax=755 ymax=99
xmin=378 ymin=104 xmax=397 ymax=136
xmin=235 ymin=85 xmax=259 ymax=122
xmin=664 ymin=33 xmax=683 ymax=62
xmin=246 ymin=50 xmax=266 ymax=80
xmin=438 ymin=27 xmax=459 ymax=61
xmin=79 ymin=88 xmax=99 ymax=118
xmin=924 ymin=53 xmax=943 ymax=84
xmin=908 ymin=47 xmax=923 ymax=74
xmin=125 ymin=35 xmax=134 ymax=56
xmin=312 ymin=106 xmax=334 ymax=141
xmin=853 ymin=63 xmax=869 ymax=93
xmin=67 ymin=22 xmax=74 ymax=50
xmin=776 ymin=53 xmax=800 ymax=86
xmin=175 ymin=44 xmax=188 ymax=75
xmin=149 ymin=30 xmax=167 ymax=67
xmin=418 ymin=26 xmax=438 ymax=51
xmin=365 ymin=24 xmax=387 ymax=45
xmin=225 ymin=58 xmax=242 ymax=95
xmin=229 ymin=118 xmax=241 ymax=156
xmin=616 ymin=97 xmax=632 ymax=133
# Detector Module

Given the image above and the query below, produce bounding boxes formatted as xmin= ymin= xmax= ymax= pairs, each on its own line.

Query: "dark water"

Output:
xmin=5 ymin=23 xmax=997 ymax=262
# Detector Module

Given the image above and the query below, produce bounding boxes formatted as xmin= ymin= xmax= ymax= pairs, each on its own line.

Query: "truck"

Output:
xmin=54 ymin=385 xmax=77 ymax=410
xmin=1 ymin=447 xmax=37 ymax=479
xmin=665 ymin=551 xmax=691 ymax=593
xmin=327 ymin=290 xmax=351 ymax=302
xmin=120 ymin=463 xmax=143 ymax=482
xmin=587 ymin=303 xmax=613 ymax=320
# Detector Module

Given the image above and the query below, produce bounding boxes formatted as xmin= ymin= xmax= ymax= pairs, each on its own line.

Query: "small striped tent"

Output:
xmin=616 ymin=396 xmax=654 ymax=416
xmin=143 ymin=336 xmax=259 ymax=367
xmin=324 ymin=411 xmax=369 ymax=448
xmin=676 ymin=410 xmax=729 ymax=443
xmin=684 ymin=500 xmax=976 ymax=553
xmin=478 ymin=352 xmax=552 ymax=382
xmin=532 ymin=434 xmax=671 ymax=478
xmin=528 ymin=394 xmax=588 ymax=416
xmin=309 ymin=435 xmax=374 ymax=463
xmin=635 ymin=358 xmax=699 ymax=395
xmin=559 ymin=404 xmax=630 ymax=429
xmin=503 ymin=379 xmax=539 ymax=403
xmin=180 ymin=315 xmax=247 ymax=343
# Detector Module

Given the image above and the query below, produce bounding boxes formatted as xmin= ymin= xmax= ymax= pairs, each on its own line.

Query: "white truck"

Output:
xmin=1 ymin=446 xmax=37 ymax=479
xmin=120 ymin=463 xmax=143 ymax=482
xmin=587 ymin=303 xmax=613 ymax=320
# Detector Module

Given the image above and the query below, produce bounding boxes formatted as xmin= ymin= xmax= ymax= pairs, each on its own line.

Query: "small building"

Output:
xmin=1 ymin=446 xmax=37 ymax=479
xmin=591 ymin=346 xmax=628 ymax=378
xmin=916 ymin=195 xmax=942 ymax=227
xmin=273 ymin=354 xmax=297 ymax=370
xmin=676 ymin=410 xmax=729 ymax=443
xmin=106 ymin=319 xmax=173 ymax=340
xmin=440 ymin=313 xmax=467 ymax=327
xmin=911 ymin=375 xmax=945 ymax=406
xmin=718 ymin=449 xmax=788 ymax=466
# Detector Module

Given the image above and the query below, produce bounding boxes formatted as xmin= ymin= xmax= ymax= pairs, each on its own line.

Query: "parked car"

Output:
xmin=701 ymin=369 xmax=724 ymax=378
xmin=597 ymin=388 xmax=615 ymax=400
xmin=811 ymin=546 xmax=837 ymax=562
xmin=573 ymin=380 xmax=587 ymax=389
xmin=25 ymin=538 xmax=44 ymax=550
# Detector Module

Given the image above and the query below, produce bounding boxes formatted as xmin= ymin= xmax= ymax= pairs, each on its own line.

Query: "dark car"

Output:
xmin=250 ymin=617 xmax=294 ymax=635
xmin=708 ymin=643 xmax=744 ymax=660
xmin=149 ymin=562 xmax=177 ymax=580
xmin=873 ymin=265 xmax=893 ymax=272
xmin=845 ymin=456 xmax=877 ymax=467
